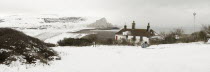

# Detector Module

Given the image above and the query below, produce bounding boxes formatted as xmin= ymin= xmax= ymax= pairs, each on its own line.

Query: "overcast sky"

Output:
xmin=0 ymin=0 xmax=210 ymax=33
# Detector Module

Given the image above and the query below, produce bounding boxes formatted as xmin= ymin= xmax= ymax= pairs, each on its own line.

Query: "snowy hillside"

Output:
xmin=1 ymin=42 xmax=210 ymax=72
xmin=0 ymin=15 xmax=115 ymax=44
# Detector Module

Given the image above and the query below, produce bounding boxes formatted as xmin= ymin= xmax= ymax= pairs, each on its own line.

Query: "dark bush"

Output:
xmin=45 ymin=43 xmax=56 ymax=47
xmin=150 ymin=39 xmax=162 ymax=45
xmin=102 ymin=38 xmax=115 ymax=45
xmin=164 ymin=34 xmax=176 ymax=43
xmin=83 ymin=34 xmax=97 ymax=42
xmin=58 ymin=38 xmax=93 ymax=46
xmin=114 ymin=39 xmax=134 ymax=46
xmin=155 ymin=29 xmax=184 ymax=44
xmin=0 ymin=51 xmax=11 ymax=64
xmin=190 ymin=30 xmax=207 ymax=42
xmin=153 ymin=28 xmax=209 ymax=44
xmin=198 ymin=31 xmax=207 ymax=41
xmin=105 ymin=38 xmax=114 ymax=45
xmin=0 ymin=28 xmax=58 ymax=64
xmin=82 ymin=34 xmax=117 ymax=45
xmin=151 ymin=28 xmax=188 ymax=44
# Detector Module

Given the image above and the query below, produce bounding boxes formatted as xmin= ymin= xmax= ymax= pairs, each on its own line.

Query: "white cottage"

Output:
xmin=115 ymin=21 xmax=155 ymax=44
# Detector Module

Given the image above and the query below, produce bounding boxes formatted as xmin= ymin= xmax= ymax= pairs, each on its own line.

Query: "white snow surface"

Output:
xmin=1 ymin=42 xmax=210 ymax=72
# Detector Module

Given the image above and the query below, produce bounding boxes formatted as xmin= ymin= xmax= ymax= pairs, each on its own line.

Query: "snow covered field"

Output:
xmin=1 ymin=42 xmax=210 ymax=72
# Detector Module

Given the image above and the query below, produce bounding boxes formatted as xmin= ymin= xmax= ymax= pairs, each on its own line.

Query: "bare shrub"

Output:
xmin=163 ymin=28 xmax=184 ymax=43
xmin=154 ymin=28 xmax=185 ymax=44
xmin=202 ymin=25 xmax=210 ymax=34
xmin=150 ymin=39 xmax=163 ymax=45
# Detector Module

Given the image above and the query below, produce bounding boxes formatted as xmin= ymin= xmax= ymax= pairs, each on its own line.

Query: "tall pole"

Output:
xmin=193 ymin=12 xmax=196 ymax=33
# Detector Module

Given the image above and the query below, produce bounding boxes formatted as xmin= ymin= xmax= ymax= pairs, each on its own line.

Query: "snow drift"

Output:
xmin=1 ymin=42 xmax=210 ymax=72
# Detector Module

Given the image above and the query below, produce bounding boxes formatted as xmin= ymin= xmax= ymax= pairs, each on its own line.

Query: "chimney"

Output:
xmin=124 ymin=25 xmax=127 ymax=30
xmin=147 ymin=23 xmax=150 ymax=32
xmin=132 ymin=21 xmax=135 ymax=29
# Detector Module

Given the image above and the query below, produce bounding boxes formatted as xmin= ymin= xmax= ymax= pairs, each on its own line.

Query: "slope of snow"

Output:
xmin=1 ymin=42 xmax=210 ymax=72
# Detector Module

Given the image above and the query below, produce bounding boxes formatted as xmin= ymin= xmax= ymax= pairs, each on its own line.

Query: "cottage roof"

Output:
xmin=116 ymin=29 xmax=154 ymax=37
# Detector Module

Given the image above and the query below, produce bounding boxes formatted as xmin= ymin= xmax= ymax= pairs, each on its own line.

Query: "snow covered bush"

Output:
xmin=0 ymin=28 xmax=59 ymax=64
